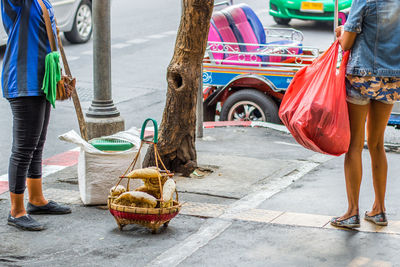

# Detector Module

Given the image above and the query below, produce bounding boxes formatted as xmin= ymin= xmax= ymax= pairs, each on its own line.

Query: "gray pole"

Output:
xmin=85 ymin=0 xmax=124 ymax=139
xmin=334 ymin=0 xmax=339 ymax=41
xmin=196 ymin=67 xmax=204 ymax=139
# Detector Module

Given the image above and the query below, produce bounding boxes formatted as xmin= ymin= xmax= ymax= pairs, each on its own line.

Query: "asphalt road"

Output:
xmin=0 ymin=0 xmax=336 ymax=174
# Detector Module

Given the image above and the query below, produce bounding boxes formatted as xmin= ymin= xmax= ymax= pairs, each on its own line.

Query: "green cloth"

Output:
xmin=42 ymin=51 xmax=61 ymax=108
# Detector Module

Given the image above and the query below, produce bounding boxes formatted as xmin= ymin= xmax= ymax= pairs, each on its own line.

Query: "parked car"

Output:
xmin=269 ymin=0 xmax=352 ymax=25
xmin=0 ymin=0 xmax=92 ymax=45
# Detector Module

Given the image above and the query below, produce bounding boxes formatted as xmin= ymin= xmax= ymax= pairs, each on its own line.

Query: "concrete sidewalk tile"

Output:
xmin=358 ymin=221 xmax=386 ymax=233
xmin=271 ymin=212 xmax=331 ymax=228
xmin=379 ymin=220 xmax=400 ymax=235
xmin=348 ymin=257 xmax=392 ymax=267
xmin=181 ymin=202 xmax=227 ymax=218
xmin=228 ymin=209 xmax=283 ymax=223
xmin=348 ymin=257 xmax=371 ymax=267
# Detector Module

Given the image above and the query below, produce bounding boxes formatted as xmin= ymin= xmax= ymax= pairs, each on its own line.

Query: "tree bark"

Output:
xmin=143 ymin=0 xmax=214 ymax=176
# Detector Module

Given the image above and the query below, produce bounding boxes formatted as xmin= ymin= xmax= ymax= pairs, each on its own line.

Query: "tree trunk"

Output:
xmin=143 ymin=0 xmax=214 ymax=176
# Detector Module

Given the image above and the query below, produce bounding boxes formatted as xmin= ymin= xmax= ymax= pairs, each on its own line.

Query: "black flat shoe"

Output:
xmin=364 ymin=211 xmax=388 ymax=226
xmin=27 ymin=200 xmax=71 ymax=215
xmin=7 ymin=213 xmax=44 ymax=231
xmin=330 ymin=214 xmax=360 ymax=229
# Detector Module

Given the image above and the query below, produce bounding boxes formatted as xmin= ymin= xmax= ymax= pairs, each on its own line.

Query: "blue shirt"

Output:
xmin=344 ymin=0 xmax=400 ymax=77
xmin=1 ymin=0 xmax=58 ymax=98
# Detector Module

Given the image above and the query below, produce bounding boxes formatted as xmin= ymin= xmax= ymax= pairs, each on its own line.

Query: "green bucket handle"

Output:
xmin=140 ymin=118 xmax=158 ymax=143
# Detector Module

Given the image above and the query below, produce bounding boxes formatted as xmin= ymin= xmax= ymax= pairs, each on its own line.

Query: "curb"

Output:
xmin=0 ymin=148 xmax=80 ymax=196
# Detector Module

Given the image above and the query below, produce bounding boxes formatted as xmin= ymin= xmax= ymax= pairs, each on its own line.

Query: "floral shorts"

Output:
xmin=345 ymin=75 xmax=400 ymax=105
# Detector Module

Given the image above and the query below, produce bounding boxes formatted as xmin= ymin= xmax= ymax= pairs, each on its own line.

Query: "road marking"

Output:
xmin=147 ymin=219 xmax=232 ymax=267
xmin=126 ymin=38 xmax=149 ymax=44
xmin=0 ymin=174 xmax=7 ymax=182
xmin=274 ymin=141 xmax=302 ymax=147
xmin=81 ymin=50 xmax=93 ymax=55
xmin=67 ymin=56 xmax=80 ymax=61
xmin=111 ymin=43 xmax=131 ymax=49
xmin=43 ymin=150 xmax=79 ymax=166
xmin=163 ymin=30 xmax=176 ymax=35
xmin=147 ymin=34 xmax=166 ymax=39
xmin=255 ymin=9 xmax=268 ymax=16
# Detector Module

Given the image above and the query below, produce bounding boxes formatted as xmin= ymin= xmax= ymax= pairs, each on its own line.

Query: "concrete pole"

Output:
xmin=196 ymin=67 xmax=204 ymax=139
xmin=85 ymin=0 xmax=124 ymax=140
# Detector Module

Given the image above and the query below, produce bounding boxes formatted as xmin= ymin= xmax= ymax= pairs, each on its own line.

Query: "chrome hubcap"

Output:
xmin=76 ymin=4 xmax=92 ymax=39
xmin=227 ymin=101 xmax=266 ymax=121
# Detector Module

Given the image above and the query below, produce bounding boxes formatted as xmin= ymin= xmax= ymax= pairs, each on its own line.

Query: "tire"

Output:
xmin=64 ymin=0 xmax=92 ymax=44
xmin=203 ymin=102 xmax=216 ymax=122
xmin=220 ymin=89 xmax=280 ymax=123
xmin=273 ymin=16 xmax=291 ymax=26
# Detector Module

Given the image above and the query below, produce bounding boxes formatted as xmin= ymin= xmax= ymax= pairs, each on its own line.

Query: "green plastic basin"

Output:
xmin=90 ymin=139 xmax=134 ymax=151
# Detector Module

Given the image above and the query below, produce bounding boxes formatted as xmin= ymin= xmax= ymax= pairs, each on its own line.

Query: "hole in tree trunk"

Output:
xmin=172 ymin=72 xmax=183 ymax=89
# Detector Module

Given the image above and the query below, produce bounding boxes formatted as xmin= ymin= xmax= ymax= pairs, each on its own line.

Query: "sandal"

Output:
xmin=364 ymin=211 xmax=388 ymax=226
xmin=330 ymin=214 xmax=360 ymax=229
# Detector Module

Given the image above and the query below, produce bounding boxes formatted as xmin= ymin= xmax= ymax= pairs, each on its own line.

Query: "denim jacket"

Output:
xmin=344 ymin=0 xmax=400 ymax=77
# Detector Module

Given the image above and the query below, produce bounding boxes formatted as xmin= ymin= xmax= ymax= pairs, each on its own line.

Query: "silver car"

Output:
xmin=0 ymin=0 xmax=93 ymax=45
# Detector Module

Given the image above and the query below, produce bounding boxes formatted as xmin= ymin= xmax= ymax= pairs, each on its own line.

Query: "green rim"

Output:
xmin=90 ymin=139 xmax=134 ymax=151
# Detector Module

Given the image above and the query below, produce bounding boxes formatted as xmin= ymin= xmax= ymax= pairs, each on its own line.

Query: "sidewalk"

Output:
xmin=1 ymin=124 xmax=400 ymax=266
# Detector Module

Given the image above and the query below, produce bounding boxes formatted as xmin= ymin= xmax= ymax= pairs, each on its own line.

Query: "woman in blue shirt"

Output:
xmin=331 ymin=0 xmax=400 ymax=228
xmin=1 ymin=0 xmax=71 ymax=231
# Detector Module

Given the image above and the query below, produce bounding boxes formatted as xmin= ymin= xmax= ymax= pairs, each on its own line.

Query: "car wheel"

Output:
xmin=220 ymin=89 xmax=280 ymax=123
xmin=273 ymin=16 xmax=291 ymax=25
xmin=64 ymin=0 xmax=92 ymax=44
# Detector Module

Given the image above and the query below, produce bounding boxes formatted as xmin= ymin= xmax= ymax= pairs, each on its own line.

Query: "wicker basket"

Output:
xmin=108 ymin=118 xmax=181 ymax=233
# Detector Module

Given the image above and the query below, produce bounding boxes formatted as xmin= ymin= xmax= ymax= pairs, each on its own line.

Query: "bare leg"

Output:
xmin=339 ymin=102 xmax=369 ymax=220
xmin=27 ymin=178 xmax=48 ymax=206
xmin=366 ymin=100 xmax=393 ymax=216
xmin=10 ymin=192 xmax=26 ymax=218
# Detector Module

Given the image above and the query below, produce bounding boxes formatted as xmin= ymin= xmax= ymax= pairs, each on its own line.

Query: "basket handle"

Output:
xmin=140 ymin=118 xmax=158 ymax=144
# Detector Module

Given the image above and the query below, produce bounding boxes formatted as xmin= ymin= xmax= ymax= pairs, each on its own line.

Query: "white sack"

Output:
xmin=59 ymin=128 xmax=143 ymax=205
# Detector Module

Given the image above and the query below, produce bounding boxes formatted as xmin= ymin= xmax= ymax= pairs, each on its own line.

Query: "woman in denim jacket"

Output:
xmin=331 ymin=0 xmax=400 ymax=228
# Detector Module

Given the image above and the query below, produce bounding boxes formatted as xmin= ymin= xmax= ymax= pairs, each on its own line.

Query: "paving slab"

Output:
xmin=258 ymin=150 xmax=400 ymax=221
xmin=179 ymin=220 xmax=400 ymax=267
xmin=176 ymin=154 xmax=301 ymax=199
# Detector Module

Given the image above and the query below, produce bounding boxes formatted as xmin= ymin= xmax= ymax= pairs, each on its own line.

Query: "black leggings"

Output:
xmin=8 ymin=96 xmax=51 ymax=194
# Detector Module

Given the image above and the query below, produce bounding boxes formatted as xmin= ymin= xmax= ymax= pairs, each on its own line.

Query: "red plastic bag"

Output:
xmin=279 ymin=41 xmax=350 ymax=156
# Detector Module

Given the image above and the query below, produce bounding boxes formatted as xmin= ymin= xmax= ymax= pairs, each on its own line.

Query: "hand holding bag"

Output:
xmin=278 ymin=41 xmax=350 ymax=156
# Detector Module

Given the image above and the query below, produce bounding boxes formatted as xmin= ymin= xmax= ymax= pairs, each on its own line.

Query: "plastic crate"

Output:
xmin=90 ymin=139 xmax=134 ymax=151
